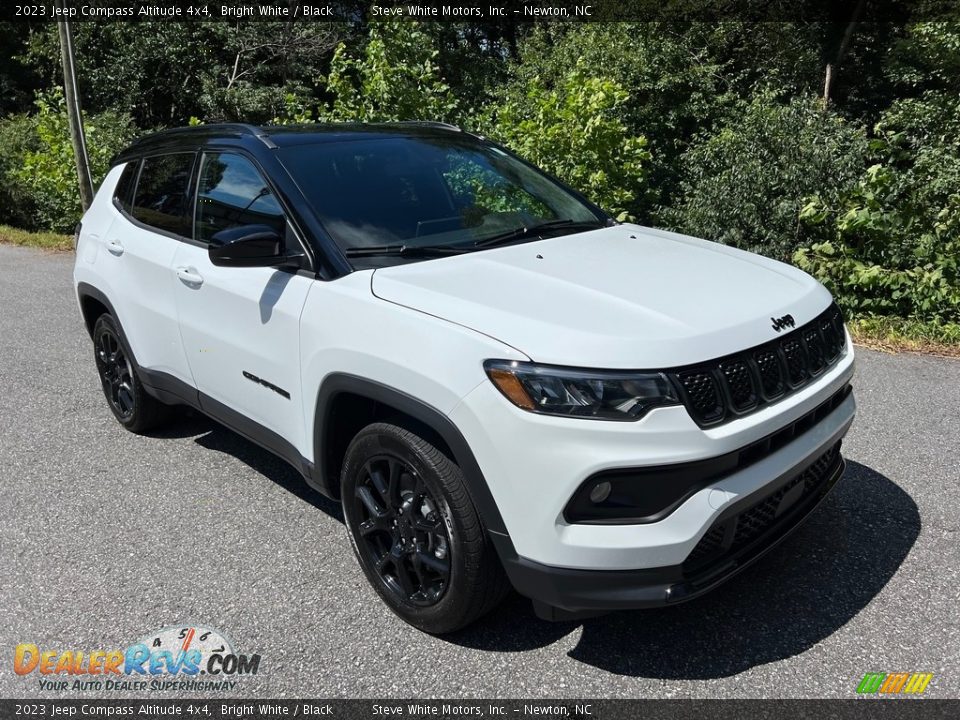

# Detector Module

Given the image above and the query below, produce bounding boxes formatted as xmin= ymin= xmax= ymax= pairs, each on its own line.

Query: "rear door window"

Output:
xmin=130 ymin=153 xmax=195 ymax=236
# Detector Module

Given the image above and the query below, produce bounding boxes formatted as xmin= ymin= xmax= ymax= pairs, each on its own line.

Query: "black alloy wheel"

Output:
xmin=352 ymin=454 xmax=451 ymax=606
xmin=341 ymin=422 xmax=509 ymax=633
xmin=91 ymin=313 xmax=171 ymax=433
xmin=95 ymin=322 xmax=136 ymax=419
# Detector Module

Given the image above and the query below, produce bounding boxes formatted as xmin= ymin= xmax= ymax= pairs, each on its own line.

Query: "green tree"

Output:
xmin=0 ymin=22 xmax=39 ymax=116
xmin=493 ymin=23 xmax=831 ymax=218
xmin=11 ymin=88 xmax=134 ymax=231
xmin=22 ymin=22 xmax=346 ymax=127
xmin=661 ymin=93 xmax=870 ymax=260
xmin=320 ymin=21 xmax=458 ymax=123
xmin=794 ymin=22 xmax=960 ymax=326
xmin=0 ymin=113 xmax=41 ymax=229
xmin=796 ymin=166 xmax=960 ymax=325
xmin=480 ymin=64 xmax=650 ymax=219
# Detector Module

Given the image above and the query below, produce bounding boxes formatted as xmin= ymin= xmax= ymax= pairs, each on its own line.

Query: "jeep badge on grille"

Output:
xmin=771 ymin=314 xmax=796 ymax=332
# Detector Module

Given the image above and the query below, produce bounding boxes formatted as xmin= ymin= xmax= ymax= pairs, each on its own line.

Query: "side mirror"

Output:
xmin=208 ymin=225 xmax=301 ymax=268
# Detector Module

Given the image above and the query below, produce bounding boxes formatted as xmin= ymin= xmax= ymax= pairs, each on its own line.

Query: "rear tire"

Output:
xmin=341 ymin=422 xmax=509 ymax=633
xmin=92 ymin=314 xmax=172 ymax=433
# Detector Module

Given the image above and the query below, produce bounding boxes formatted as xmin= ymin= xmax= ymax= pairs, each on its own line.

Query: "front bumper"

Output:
xmin=450 ymin=345 xmax=855 ymax=571
xmin=501 ymin=439 xmax=846 ymax=615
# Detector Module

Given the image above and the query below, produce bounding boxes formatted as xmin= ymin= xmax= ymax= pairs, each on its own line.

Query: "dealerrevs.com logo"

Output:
xmin=14 ymin=625 xmax=261 ymax=692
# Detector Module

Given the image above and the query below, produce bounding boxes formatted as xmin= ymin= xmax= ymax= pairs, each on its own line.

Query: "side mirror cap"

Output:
xmin=207 ymin=226 xmax=301 ymax=268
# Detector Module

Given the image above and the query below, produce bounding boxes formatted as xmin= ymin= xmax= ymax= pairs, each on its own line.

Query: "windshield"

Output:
xmin=276 ymin=135 xmax=606 ymax=264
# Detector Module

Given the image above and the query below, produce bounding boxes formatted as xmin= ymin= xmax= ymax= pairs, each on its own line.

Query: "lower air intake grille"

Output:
xmin=683 ymin=525 xmax=725 ymax=568
xmin=683 ymin=441 xmax=843 ymax=575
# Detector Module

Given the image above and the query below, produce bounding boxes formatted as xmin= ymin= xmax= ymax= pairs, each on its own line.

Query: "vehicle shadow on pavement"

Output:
xmin=146 ymin=413 xmax=919 ymax=677
xmin=447 ymin=461 xmax=920 ymax=678
xmin=151 ymin=409 xmax=344 ymax=523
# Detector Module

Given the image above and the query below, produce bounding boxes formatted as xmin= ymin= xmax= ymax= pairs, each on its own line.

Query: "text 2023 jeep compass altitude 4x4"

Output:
xmin=74 ymin=123 xmax=855 ymax=633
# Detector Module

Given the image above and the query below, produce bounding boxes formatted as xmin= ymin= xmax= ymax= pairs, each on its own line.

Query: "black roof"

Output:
xmin=121 ymin=121 xmax=467 ymax=158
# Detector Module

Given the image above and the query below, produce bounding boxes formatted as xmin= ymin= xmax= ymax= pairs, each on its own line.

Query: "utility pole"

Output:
xmin=56 ymin=0 xmax=93 ymax=211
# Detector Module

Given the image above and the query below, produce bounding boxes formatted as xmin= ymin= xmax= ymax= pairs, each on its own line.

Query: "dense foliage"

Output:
xmin=320 ymin=21 xmax=459 ymax=123
xmin=794 ymin=22 xmax=960 ymax=327
xmin=662 ymin=93 xmax=871 ymax=260
xmin=478 ymin=64 xmax=650 ymax=219
xmin=8 ymin=89 xmax=134 ymax=231
xmin=1 ymin=18 xmax=957 ymax=330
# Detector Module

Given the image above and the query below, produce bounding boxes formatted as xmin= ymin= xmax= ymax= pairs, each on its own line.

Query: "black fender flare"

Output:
xmin=76 ymin=282 xmax=120 ymax=337
xmin=312 ymin=373 xmax=516 ymax=556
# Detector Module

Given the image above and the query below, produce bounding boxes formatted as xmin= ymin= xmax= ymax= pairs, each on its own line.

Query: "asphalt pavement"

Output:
xmin=0 ymin=243 xmax=958 ymax=699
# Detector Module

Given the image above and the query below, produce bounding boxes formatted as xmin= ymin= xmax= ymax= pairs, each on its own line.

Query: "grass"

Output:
xmin=849 ymin=315 xmax=960 ymax=358
xmin=0 ymin=224 xmax=73 ymax=251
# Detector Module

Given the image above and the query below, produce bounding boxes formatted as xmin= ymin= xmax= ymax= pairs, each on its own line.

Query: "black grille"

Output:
xmin=671 ymin=304 xmax=846 ymax=427
xmin=802 ymin=442 xmax=842 ymax=493
xmin=719 ymin=359 xmax=758 ymax=411
xmin=754 ymin=349 xmax=785 ymax=399
xmin=677 ymin=370 xmax=724 ymax=424
xmin=820 ymin=317 xmax=843 ymax=360
xmin=683 ymin=441 xmax=843 ymax=575
xmin=803 ymin=328 xmax=827 ymax=375
xmin=782 ymin=338 xmax=808 ymax=386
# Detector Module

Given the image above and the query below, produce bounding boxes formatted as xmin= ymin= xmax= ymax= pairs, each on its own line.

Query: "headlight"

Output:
xmin=484 ymin=360 xmax=679 ymax=421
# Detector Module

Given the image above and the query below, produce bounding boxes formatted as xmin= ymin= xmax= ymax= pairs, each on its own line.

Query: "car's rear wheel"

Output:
xmin=341 ymin=422 xmax=509 ymax=633
xmin=92 ymin=314 xmax=171 ymax=433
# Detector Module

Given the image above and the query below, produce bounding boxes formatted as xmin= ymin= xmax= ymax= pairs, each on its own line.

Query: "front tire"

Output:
xmin=92 ymin=314 xmax=171 ymax=433
xmin=341 ymin=422 xmax=509 ymax=633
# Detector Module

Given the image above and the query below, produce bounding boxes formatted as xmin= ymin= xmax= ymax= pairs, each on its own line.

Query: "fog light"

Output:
xmin=589 ymin=481 xmax=612 ymax=504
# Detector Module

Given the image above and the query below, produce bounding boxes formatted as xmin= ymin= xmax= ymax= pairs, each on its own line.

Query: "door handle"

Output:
xmin=176 ymin=267 xmax=204 ymax=286
xmin=106 ymin=239 xmax=124 ymax=256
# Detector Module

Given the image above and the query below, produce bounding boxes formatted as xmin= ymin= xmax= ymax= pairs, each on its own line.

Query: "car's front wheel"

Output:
xmin=341 ymin=422 xmax=509 ymax=633
xmin=92 ymin=314 xmax=171 ymax=433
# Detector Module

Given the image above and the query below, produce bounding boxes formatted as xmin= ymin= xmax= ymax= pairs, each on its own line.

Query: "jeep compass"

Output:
xmin=73 ymin=122 xmax=855 ymax=632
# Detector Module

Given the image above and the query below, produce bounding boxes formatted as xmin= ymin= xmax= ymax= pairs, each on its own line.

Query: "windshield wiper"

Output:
xmin=473 ymin=219 xmax=606 ymax=249
xmin=345 ymin=244 xmax=469 ymax=258
xmin=345 ymin=219 xmax=606 ymax=257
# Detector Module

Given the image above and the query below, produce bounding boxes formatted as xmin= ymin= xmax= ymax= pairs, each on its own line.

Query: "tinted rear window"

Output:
xmin=131 ymin=153 xmax=195 ymax=236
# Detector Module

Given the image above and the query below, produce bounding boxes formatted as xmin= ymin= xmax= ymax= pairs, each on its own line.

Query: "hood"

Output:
xmin=370 ymin=224 xmax=833 ymax=368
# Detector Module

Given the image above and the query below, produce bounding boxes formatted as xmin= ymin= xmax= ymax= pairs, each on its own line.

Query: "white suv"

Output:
xmin=73 ymin=122 xmax=856 ymax=632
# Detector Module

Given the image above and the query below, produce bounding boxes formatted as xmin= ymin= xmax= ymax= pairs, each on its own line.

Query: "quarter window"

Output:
xmin=194 ymin=153 xmax=286 ymax=245
xmin=130 ymin=153 xmax=195 ymax=236
xmin=113 ymin=161 xmax=139 ymax=213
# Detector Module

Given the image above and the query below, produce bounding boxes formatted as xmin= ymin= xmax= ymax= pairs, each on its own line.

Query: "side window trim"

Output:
xmin=193 ymin=148 xmax=314 ymax=271
xmin=185 ymin=152 xmax=201 ymax=238
xmin=190 ymin=154 xmax=202 ymax=243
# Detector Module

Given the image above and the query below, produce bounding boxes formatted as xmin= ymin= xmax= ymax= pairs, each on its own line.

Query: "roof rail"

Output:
xmin=392 ymin=120 xmax=462 ymax=132
xmin=131 ymin=123 xmax=277 ymax=149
